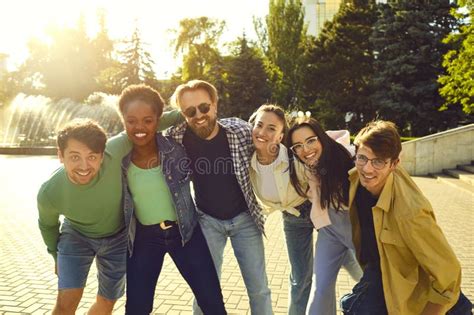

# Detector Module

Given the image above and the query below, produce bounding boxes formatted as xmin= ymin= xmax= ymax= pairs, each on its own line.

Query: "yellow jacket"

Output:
xmin=348 ymin=165 xmax=461 ymax=315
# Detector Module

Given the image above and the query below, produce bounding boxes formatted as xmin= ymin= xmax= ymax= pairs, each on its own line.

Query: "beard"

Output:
xmin=189 ymin=116 xmax=218 ymax=139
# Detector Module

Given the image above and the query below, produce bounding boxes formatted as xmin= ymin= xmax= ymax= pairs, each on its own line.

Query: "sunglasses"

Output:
xmin=183 ymin=102 xmax=211 ymax=118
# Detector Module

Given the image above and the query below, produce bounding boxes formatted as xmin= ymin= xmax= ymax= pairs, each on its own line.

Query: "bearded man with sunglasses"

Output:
xmin=341 ymin=120 xmax=472 ymax=315
xmin=166 ymin=80 xmax=272 ymax=315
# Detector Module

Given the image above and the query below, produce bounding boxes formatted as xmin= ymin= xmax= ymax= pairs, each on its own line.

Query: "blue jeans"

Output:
xmin=283 ymin=201 xmax=314 ymax=315
xmin=57 ymin=220 xmax=126 ymax=301
xmin=340 ymin=263 xmax=387 ymax=315
xmin=126 ymin=222 xmax=226 ymax=315
xmin=193 ymin=209 xmax=272 ymax=315
xmin=307 ymin=209 xmax=363 ymax=315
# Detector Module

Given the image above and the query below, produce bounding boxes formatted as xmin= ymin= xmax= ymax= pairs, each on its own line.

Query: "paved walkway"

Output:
xmin=0 ymin=155 xmax=472 ymax=314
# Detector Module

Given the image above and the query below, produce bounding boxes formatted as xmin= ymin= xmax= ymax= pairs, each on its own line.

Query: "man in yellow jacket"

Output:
xmin=341 ymin=120 xmax=472 ymax=315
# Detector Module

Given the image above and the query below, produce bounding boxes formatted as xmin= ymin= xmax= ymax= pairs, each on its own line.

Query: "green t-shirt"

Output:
xmin=37 ymin=110 xmax=182 ymax=260
xmin=127 ymin=164 xmax=177 ymax=225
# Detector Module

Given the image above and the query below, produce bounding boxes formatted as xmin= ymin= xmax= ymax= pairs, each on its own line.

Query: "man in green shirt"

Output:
xmin=38 ymin=110 xmax=181 ymax=314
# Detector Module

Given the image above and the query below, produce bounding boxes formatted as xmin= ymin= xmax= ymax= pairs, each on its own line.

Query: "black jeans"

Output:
xmin=341 ymin=263 xmax=473 ymax=315
xmin=125 ymin=222 xmax=226 ymax=315
xmin=340 ymin=263 xmax=388 ymax=315
xmin=447 ymin=291 xmax=473 ymax=315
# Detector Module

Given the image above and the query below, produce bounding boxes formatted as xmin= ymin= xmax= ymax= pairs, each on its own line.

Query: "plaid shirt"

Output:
xmin=165 ymin=117 xmax=266 ymax=234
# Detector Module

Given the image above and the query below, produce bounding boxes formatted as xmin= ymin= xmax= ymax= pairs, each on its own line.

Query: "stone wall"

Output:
xmin=401 ymin=124 xmax=474 ymax=175
xmin=0 ymin=146 xmax=57 ymax=155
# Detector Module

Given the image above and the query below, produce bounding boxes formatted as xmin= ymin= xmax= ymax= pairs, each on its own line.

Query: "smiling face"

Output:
xmin=356 ymin=144 xmax=398 ymax=196
xmin=252 ymin=111 xmax=284 ymax=155
xmin=59 ymin=138 xmax=103 ymax=185
xmin=123 ymin=99 xmax=158 ymax=148
xmin=180 ymin=89 xmax=218 ymax=139
xmin=290 ymin=126 xmax=323 ymax=167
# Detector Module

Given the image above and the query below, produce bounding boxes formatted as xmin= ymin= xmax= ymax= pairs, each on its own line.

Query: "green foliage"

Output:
xmin=92 ymin=10 xmax=115 ymax=74
xmin=19 ymin=13 xmax=125 ymax=100
xmin=303 ymin=0 xmax=379 ymax=132
xmin=172 ymin=17 xmax=225 ymax=81
xmin=170 ymin=20 xmax=272 ymax=120
xmin=253 ymin=16 xmax=269 ymax=55
xmin=438 ymin=1 xmax=474 ymax=115
xmin=93 ymin=10 xmax=122 ymax=95
xmin=0 ymin=53 xmax=15 ymax=105
xmin=94 ymin=61 xmax=123 ymax=95
xmin=115 ymin=26 xmax=157 ymax=90
xmin=155 ymin=75 xmax=184 ymax=104
xmin=17 ymin=13 xmax=157 ymax=100
xmin=370 ymin=0 xmax=463 ymax=136
xmin=22 ymin=16 xmax=99 ymax=101
xmin=260 ymin=0 xmax=308 ymax=107
xmin=4 ymin=3 xmax=470 ymax=138
xmin=220 ymin=36 xmax=271 ymax=119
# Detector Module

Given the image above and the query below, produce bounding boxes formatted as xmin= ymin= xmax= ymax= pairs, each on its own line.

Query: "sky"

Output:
xmin=0 ymin=0 xmax=269 ymax=78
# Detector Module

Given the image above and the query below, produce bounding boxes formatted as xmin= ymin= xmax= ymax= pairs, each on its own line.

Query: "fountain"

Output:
xmin=0 ymin=92 xmax=124 ymax=154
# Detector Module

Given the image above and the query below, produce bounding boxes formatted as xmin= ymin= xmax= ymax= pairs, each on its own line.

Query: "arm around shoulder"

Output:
xmin=159 ymin=109 xmax=184 ymax=131
xmin=106 ymin=132 xmax=133 ymax=158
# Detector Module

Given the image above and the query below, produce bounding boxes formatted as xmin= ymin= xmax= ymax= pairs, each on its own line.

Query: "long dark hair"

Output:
xmin=287 ymin=118 xmax=354 ymax=210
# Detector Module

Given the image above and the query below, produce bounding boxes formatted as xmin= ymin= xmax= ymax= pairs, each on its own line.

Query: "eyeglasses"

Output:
xmin=183 ymin=102 xmax=211 ymax=118
xmin=290 ymin=136 xmax=319 ymax=154
xmin=355 ymin=154 xmax=390 ymax=170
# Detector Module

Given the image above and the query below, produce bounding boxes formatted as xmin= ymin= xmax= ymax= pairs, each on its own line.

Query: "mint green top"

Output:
xmin=37 ymin=110 xmax=183 ymax=260
xmin=127 ymin=163 xmax=177 ymax=225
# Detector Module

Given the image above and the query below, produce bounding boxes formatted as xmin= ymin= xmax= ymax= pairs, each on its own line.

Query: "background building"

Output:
xmin=303 ymin=0 xmax=387 ymax=37
xmin=303 ymin=0 xmax=342 ymax=37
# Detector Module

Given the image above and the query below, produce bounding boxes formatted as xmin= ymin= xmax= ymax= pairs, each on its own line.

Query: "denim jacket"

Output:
xmin=121 ymin=132 xmax=198 ymax=256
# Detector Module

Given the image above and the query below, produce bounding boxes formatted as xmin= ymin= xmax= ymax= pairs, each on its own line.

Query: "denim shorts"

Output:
xmin=57 ymin=220 xmax=127 ymax=300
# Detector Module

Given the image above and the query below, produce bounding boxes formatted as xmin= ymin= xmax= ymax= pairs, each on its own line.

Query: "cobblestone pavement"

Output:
xmin=0 ymin=156 xmax=472 ymax=314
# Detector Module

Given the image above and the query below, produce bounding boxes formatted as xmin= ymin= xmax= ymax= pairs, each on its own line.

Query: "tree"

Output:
xmin=93 ymin=9 xmax=122 ymax=95
xmin=303 ymin=0 xmax=379 ymax=131
xmin=116 ymin=26 xmax=157 ymax=90
xmin=19 ymin=13 xmax=125 ymax=100
xmin=438 ymin=0 xmax=474 ymax=115
xmin=221 ymin=35 xmax=271 ymax=119
xmin=257 ymin=0 xmax=308 ymax=107
xmin=22 ymin=15 xmax=98 ymax=101
xmin=172 ymin=17 xmax=225 ymax=81
xmin=92 ymin=9 xmax=114 ymax=68
xmin=0 ymin=53 xmax=12 ymax=105
xmin=370 ymin=0 xmax=461 ymax=136
xmin=0 ymin=69 xmax=26 ymax=107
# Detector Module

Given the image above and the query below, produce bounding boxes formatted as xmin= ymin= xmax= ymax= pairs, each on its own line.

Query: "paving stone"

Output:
xmin=0 ymin=301 xmax=18 ymax=307
xmin=0 ymin=156 xmax=472 ymax=314
xmin=22 ymin=302 xmax=44 ymax=313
